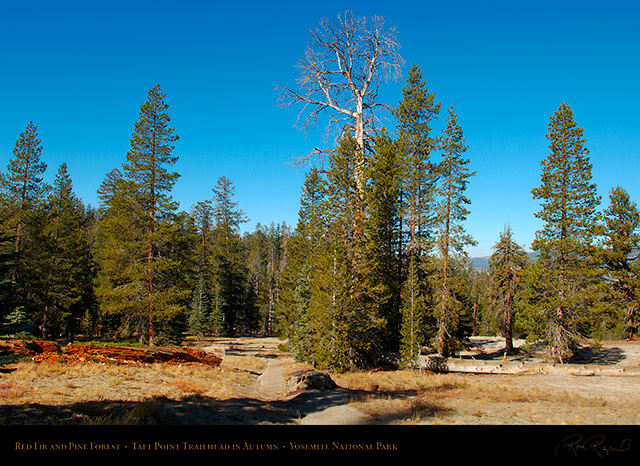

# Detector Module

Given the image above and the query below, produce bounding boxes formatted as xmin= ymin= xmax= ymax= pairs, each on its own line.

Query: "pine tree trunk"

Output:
xmin=473 ymin=303 xmax=478 ymax=337
xmin=626 ymin=305 xmax=639 ymax=341
xmin=505 ymin=306 xmax=514 ymax=353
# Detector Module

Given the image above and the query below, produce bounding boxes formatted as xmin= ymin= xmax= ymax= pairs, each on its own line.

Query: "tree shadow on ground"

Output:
xmin=458 ymin=339 xmax=628 ymax=366
xmin=457 ymin=338 xmax=531 ymax=362
xmin=568 ymin=346 xmax=626 ymax=365
xmin=0 ymin=385 xmax=451 ymax=425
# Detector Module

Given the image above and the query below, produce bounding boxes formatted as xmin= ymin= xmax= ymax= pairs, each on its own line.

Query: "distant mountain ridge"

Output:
xmin=470 ymin=256 xmax=490 ymax=270
xmin=470 ymin=252 xmax=538 ymax=271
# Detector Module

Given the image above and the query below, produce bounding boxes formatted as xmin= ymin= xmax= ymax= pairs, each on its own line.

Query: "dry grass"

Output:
xmin=2 ymin=337 xmax=640 ymax=425
xmin=0 ymin=351 xmax=274 ymax=425
xmin=330 ymin=368 xmax=640 ymax=425
xmin=333 ymin=369 xmax=468 ymax=392
xmin=0 ymin=355 xmax=261 ymax=407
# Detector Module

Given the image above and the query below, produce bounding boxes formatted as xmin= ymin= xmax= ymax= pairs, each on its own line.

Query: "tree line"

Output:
xmin=1 ymin=11 xmax=638 ymax=372
xmin=0 ymin=85 xmax=290 ymax=345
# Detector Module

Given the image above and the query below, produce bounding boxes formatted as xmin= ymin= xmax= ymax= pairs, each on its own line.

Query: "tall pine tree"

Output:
xmin=0 ymin=122 xmax=49 ymax=329
xmin=27 ymin=163 xmax=95 ymax=339
xmin=598 ymin=186 xmax=640 ymax=340
xmin=304 ymin=136 xmax=384 ymax=370
xmin=527 ymin=102 xmax=601 ymax=362
xmin=433 ymin=106 xmax=476 ymax=357
xmin=276 ymin=167 xmax=325 ymax=361
xmin=0 ymin=122 xmax=48 ymax=257
xmin=488 ymin=224 xmax=529 ymax=353
xmin=209 ymin=176 xmax=253 ymax=336
xmin=96 ymin=84 xmax=185 ymax=344
xmin=393 ymin=64 xmax=441 ymax=367
xmin=364 ymin=129 xmax=403 ymax=355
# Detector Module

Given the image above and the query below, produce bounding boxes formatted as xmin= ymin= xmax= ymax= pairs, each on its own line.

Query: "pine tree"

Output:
xmin=433 ymin=106 xmax=476 ymax=357
xmin=393 ymin=64 xmax=441 ymax=367
xmin=394 ymin=64 xmax=441 ymax=258
xmin=276 ymin=168 xmax=325 ymax=360
xmin=528 ymin=102 xmax=601 ymax=362
xmin=0 ymin=122 xmax=48 ymax=257
xmin=0 ymin=122 xmax=50 ymax=331
xmin=304 ymin=138 xmax=357 ymax=370
xmin=364 ymin=129 xmax=403 ymax=354
xmin=96 ymin=168 xmax=123 ymax=213
xmin=209 ymin=176 xmax=252 ymax=336
xmin=245 ymin=222 xmax=289 ymax=335
xmin=26 ymin=163 xmax=95 ymax=339
xmin=96 ymin=84 xmax=185 ymax=344
xmin=488 ymin=224 xmax=529 ymax=353
xmin=212 ymin=176 xmax=248 ymax=236
xmin=304 ymin=136 xmax=385 ymax=370
xmin=0 ymin=121 xmax=49 ymax=319
xmin=0 ymin=234 xmax=20 ymax=324
xmin=598 ymin=186 xmax=640 ymax=340
xmin=190 ymin=200 xmax=214 ymax=272
xmin=188 ymin=272 xmax=211 ymax=339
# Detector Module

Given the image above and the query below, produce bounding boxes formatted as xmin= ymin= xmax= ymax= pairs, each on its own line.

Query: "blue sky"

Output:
xmin=1 ymin=0 xmax=638 ymax=257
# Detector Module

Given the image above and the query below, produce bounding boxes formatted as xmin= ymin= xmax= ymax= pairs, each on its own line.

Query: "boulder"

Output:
xmin=284 ymin=369 xmax=338 ymax=395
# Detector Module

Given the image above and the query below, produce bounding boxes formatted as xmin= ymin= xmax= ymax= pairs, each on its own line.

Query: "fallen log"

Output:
xmin=442 ymin=365 xmax=529 ymax=375
xmin=57 ymin=344 xmax=224 ymax=366
xmin=0 ymin=339 xmax=223 ymax=366
xmin=420 ymin=354 xmax=531 ymax=375
xmin=0 ymin=339 xmax=61 ymax=356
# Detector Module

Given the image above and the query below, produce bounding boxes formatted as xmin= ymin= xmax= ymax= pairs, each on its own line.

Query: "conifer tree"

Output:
xmin=598 ymin=186 xmax=640 ymax=340
xmin=488 ymin=224 xmax=529 ymax=353
xmin=27 ymin=163 xmax=95 ymax=339
xmin=245 ymin=223 xmax=289 ymax=335
xmin=393 ymin=64 xmax=441 ymax=366
xmin=433 ymin=106 xmax=476 ymax=357
xmin=277 ymin=168 xmax=325 ymax=360
xmin=191 ymin=200 xmax=214 ymax=271
xmin=0 ymin=234 xmax=19 ymax=324
xmin=209 ymin=176 xmax=252 ymax=335
xmin=212 ymin=177 xmax=248 ymax=236
xmin=96 ymin=168 xmax=122 ymax=209
xmin=305 ymin=137 xmax=359 ymax=370
xmin=0 ymin=122 xmax=50 ymax=330
xmin=305 ymin=136 xmax=384 ymax=370
xmin=364 ymin=129 xmax=402 ymax=353
xmin=96 ymin=84 xmax=184 ymax=344
xmin=0 ymin=122 xmax=48 ymax=257
xmin=188 ymin=272 xmax=211 ymax=339
xmin=394 ymin=64 xmax=441 ymax=258
xmin=528 ymin=102 xmax=601 ymax=362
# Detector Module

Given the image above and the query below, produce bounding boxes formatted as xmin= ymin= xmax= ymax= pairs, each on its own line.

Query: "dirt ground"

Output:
xmin=1 ymin=335 xmax=640 ymax=426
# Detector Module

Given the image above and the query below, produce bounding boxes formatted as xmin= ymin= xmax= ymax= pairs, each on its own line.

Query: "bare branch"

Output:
xmin=276 ymin=9 xmax=405 ymax=172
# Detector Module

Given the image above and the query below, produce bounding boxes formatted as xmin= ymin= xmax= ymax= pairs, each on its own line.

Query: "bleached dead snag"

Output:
xmin=276 ymin=9 xmax=404 ymax=192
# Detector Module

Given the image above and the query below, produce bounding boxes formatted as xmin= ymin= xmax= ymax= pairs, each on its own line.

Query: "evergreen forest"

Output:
xmin=1 ymin=11 xmax=638 ymax=372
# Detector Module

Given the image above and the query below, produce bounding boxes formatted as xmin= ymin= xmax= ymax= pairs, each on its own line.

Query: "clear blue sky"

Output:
xmin=1 ymin=0 xmax=638 ymax=257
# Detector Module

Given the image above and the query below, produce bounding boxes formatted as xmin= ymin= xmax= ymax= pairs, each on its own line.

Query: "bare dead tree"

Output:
xmin=276 ymin=10 xmax=404 ymax=197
